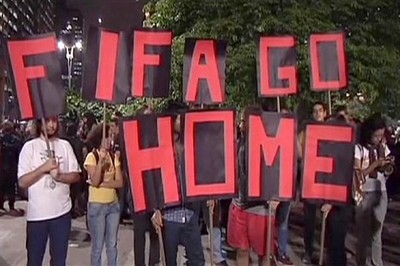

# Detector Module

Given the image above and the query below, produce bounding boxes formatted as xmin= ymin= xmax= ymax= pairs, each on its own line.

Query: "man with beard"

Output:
xmin=18 ymin=117 xmax=81 ymax=266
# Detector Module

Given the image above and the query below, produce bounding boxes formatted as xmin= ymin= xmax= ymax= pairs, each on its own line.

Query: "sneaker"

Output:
xmin=301 ymin=253 xmax=312 ymax=264
xmin=276 ymin=254 xmax=294 ymax=266
xmin=8 ymin=209 xmax=24 ymax=217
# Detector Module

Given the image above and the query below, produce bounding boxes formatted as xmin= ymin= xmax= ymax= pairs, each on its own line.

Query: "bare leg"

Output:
xmin=259 ymin=255 xmax=269 ymax=266
xmin=236 ymin=249 xmax=250 ymax=266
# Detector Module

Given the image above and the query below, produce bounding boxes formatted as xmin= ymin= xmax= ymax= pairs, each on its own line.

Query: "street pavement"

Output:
xmin=0 ymin=200 xmax=399 ymax=266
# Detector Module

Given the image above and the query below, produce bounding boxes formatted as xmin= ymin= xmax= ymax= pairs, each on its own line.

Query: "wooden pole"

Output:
xmin=41 ymin=117 xmax=56 ymax=189
xmin=102 ymin=102 xmax=107 ymax=144
xmin=200 ymin=102 xmax=214 ymax=266
xmin=266 ymin=202 xmax=276 ymax=266
xmin=319 ymin=210 xmax=330 ymax=266
xmin=277 ymin=97 xmax=281 ymax=113
xmin=209 ymin=204 xmax=215 ymax=266
xmin=146 ymin=97 xmax=153 ymax=112
xmin=41 ymin=118 xmax=53 ymax=158
xmin=141 ymin=12 xmax=166 ymax=266
xmin=158 ymin=230 xmax=167 ymax=266
xmin=327 ymin=90 xmax=332 ymax=115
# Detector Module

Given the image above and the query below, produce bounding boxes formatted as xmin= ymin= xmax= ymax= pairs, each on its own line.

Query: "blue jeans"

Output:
xmin=276 ymin=201 xmax=291 ymax=257
xmin=87 ymin=202 xmax=120 ymax=266
xmin=133 ymin=212 xmax=160 ymax=266
xmin=163 ymin=213 xmax=205 ymax=266
xmin=202 ymin=202 xmax=225 ymax=263
xmin=26 ymin=212 xmax=71 ymax=266
xmin=356 ymin=191 xmax=388 ymax=266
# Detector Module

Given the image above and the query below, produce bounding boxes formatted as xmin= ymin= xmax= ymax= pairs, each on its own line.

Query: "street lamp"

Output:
xmin=58 ymin=40 xmax=83 ymax=90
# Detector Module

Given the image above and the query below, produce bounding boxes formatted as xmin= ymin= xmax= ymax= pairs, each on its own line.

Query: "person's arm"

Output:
xmin=383 ymin=144 xmax=393 ymax=177
xmin=54 ymin=142 xmax=82 ymax=185
xmin=151 ymin=209 xmax=163 ymax=233
xmin=86 ymin=163 xmax=104 ymax=187
xmin=18 ymin=143 xmax=59 ymax=188
xmin=85 ymin=151 xmax=106 ymax=188
xmin=55 ymin=173 xmax=80 ymax=184
xmin=19 ymin=160 xmax=58 ymax=188
xmin=99 ymin=153 xmax=123 ymax=189
xmin=354 ymin=146 xmax=386 ymax=177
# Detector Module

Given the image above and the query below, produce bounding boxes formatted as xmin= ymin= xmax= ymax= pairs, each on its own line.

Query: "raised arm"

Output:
xmin=99 ymin=152 xmax=123 ymax=189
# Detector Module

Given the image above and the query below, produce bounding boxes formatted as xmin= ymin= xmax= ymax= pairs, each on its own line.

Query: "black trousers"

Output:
xmin=0 ymin=169 xmax=17 ymax=209
xmin=303 ymin=202 xmax=351 ymax=265
xmin=303 ymin=202 xmax=317 ymax=256
xmin=133 ymin=212 xmax=160 ymax=266
xmin=326 ymin=205 xmax=351 ymax=266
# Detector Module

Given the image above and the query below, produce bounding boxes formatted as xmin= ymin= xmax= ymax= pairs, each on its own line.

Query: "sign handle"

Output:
xmin=158 ymin=230 xmax=167 ymax=266
xmin=277 ymin=96 xmax=281 ymax=113
xmin=319 ymin=209 xmax=330 ymax=266
xmin=266 ymin=201 xmax=278 ymax=266
xmin=209 ymin=204 xmax=215 ymax=266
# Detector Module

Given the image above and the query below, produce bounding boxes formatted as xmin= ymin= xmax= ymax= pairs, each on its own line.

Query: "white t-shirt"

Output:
xmin=354 ymin=144 xmax=390 ymax=192
xmin=18 ymin=138 xmax=81 ymax=221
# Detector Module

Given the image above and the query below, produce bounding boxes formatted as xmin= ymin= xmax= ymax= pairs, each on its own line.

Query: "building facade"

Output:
xmin=0 ymin=0 xmax=56 ymax=37
xmin=57 ymin=9 xmax=84 ymax=90
xmin=0 ymin=0 xmax=56 ymax=120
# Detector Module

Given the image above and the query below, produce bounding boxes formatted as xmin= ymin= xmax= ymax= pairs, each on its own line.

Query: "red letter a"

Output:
xmin=185 ymin=40 xmax=225 ymax=104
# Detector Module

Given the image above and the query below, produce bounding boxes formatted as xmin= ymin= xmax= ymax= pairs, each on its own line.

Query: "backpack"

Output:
xmin=92 ymin=149 xmax=115 ymax=167
xmin=352 ymin=144 xmax=365 ymax=206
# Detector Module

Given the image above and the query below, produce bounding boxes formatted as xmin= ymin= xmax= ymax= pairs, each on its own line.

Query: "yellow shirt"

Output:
xmin=84 ymin=151 xmax=121 ymax=204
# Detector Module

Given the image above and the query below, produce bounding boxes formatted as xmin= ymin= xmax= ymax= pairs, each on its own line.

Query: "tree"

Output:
xmin=65 ymin=90 xmax=150 ymax=122
xmin=144 ymin=0 xmax=400 ymax=120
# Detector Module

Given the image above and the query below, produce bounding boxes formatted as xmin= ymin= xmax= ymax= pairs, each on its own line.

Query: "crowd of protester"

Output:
xmin=1 ymin=101 xmax=399 ymax=266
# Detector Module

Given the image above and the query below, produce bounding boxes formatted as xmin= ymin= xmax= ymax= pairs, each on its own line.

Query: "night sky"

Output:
xmin=56 ymin=0 xmax=146 ymax=31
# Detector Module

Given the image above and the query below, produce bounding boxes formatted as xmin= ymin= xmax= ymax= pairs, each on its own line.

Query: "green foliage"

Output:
xmin=144 ymin=0 xmax=400 ymax=120
xmin=65 ymin=90 xmax=149 ymax=122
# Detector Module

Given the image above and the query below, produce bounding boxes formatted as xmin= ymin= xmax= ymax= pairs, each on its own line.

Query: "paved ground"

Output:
xmin=0 ymin=200 xmax=399 ymax=266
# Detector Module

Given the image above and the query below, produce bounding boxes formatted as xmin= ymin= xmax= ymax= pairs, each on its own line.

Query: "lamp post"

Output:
xmin=58 ymin=40 xmax=83 ymax=90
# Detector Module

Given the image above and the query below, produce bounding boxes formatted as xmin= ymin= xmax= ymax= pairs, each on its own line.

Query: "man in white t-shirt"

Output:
xmin=18 ymin=117 xmax=81 ymax=266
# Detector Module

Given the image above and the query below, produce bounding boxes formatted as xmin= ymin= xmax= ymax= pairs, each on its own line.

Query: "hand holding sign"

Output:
xmin=41 ymin=158 xmax=59 ymax=174
xmin=151 ymin=209 xmax=163 ymax=233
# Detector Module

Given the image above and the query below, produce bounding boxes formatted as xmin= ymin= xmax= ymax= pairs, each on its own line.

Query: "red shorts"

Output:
xmin=227 ymin=203 xmax=274 ymax=256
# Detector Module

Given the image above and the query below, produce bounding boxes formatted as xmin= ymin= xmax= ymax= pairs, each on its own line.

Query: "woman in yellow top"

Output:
xmin=84 ymin=124 xmax=123 ymax=266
